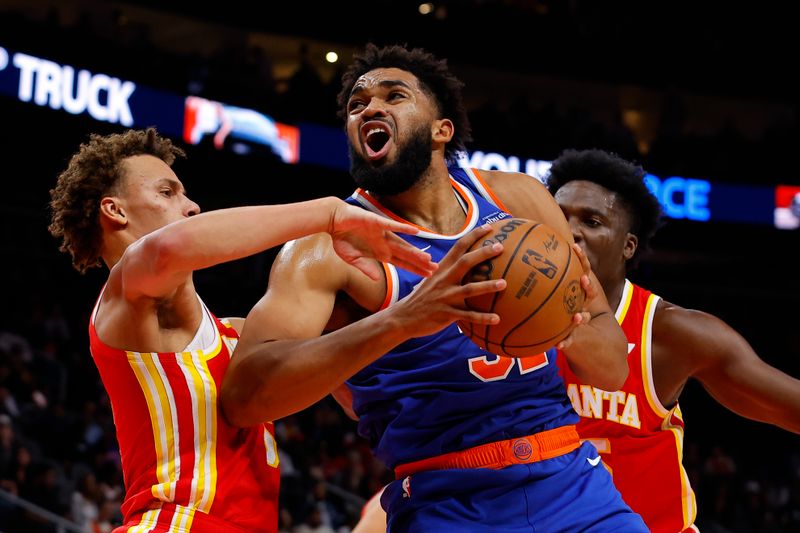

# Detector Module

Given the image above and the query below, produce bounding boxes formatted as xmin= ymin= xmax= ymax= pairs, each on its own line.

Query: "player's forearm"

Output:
xmin=146 ymin=198 xmax=340 ymax=273
xmin=221 ymin=307 xmax=416 ymax=426
xmin=752 ymin=399 xmax=800 ymax=434
xmin=564 ymin=312 xmax=629 ymax=391
xmin=704 ymin=363 xmax=800 ymax=434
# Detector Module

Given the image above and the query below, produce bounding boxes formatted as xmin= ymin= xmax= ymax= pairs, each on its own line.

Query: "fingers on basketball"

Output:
xmin=460 ymin=218 xmax=586 ymax=358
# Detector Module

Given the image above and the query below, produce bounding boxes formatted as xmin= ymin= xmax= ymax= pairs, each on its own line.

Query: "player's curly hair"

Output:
xmin=337 ymin=43 xmax=471 ymax=164
xmin=545 ymin=148 xmax=663 ymax=271
xmin=49 ymin=128 xmax=184 ymax=273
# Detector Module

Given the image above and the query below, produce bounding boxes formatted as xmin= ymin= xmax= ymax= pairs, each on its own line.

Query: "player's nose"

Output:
xmin=363 ymin=98 xmax=388 ymax=118
xmin=185 ymin=198 xmax=201 ymax=217
xmin=566 ymin=216 xmax=583 ymax=243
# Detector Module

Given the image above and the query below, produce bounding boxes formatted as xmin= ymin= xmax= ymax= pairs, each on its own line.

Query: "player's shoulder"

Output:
xmin=274 ymin=233 xmax=338 ymax=274
xmin=478 ymin=170 xmax=569 ymax=235
xmin=654 ymin=299 xmax=754 ymax=375
xmin=276 ymin=232 xmax=332 ymax=259
xmin=480 ymin=169 xmax=551 ymax=203
xmin=480 ymin=169 xmax=545 ymax=188
xmin=271 ymin=233 xmax=356 ymax=291
xmin=654 ymin=299 xmax=729 ymax=344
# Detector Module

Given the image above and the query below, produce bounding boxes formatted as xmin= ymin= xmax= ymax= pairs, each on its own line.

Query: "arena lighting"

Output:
xmin=325 ymin=51 xmax=338 ymax=63
xmin=419 ymin=3 xmax=434 ymax=15
xmin=0 ymin=44 xmax=786 ymax=229
xmin=775 ymin=185 xmax=800 ymax=229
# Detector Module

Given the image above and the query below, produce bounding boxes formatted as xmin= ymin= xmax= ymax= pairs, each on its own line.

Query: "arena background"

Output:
xmin=0 ymin=1 xmax=798 ymax=531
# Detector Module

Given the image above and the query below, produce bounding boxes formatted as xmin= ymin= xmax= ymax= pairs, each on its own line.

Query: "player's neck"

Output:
xmin=376 ymin=168 xmax=466 ymax=234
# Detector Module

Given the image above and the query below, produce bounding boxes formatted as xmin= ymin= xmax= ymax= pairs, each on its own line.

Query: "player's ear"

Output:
xmin=432 ymin=118 xmax=454 ymax=144
xmin=623 ymin=232 xmax=637 ymax=261
xmin=100 ymin=196 xmax=127 ymax=227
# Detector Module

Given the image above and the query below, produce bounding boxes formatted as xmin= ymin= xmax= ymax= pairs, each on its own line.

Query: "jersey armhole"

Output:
xmin=467 ymin=168 xmax=512 ymax=213
xmin=379 ymin=263 xmax=399 ymax=310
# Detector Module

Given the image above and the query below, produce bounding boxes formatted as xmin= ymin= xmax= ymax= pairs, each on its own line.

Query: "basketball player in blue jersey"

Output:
xmin=224 ymin=44 xmax=647 ymax=532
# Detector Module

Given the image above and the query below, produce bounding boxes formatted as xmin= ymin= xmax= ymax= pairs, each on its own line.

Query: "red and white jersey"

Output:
xmin=89 ymin=293 xmax=280 ymax=532
xmin=558 ymin=280 xmax=698 ymax=533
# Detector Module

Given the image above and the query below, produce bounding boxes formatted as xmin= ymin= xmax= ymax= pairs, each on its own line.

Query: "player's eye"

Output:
xmin=348 ymin=100 xmax=365 ymax=112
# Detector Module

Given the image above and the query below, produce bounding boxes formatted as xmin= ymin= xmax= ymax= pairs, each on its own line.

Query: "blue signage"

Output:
xmin=0 ymin=43 xmax=787 ymax=229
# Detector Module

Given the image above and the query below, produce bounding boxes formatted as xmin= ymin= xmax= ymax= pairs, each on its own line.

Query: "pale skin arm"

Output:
xmin=331 ymin=384 xmax=358 ymax=420
xmin=654 ymin=303 xmax=800 ymax=434
xmin=117 ymin=197 xmax=435 ymax=302
xmin=98 ymin=196 xmax=435 ymax=351
xmin=481 ymin=170 xmax=628 ymax=390
xmin=221 ymin=226 xmax=507 ymax=427
xmin=352 ymin=487 xmax=387 ymax=533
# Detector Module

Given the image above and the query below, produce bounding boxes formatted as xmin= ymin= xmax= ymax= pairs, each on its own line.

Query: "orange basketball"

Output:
xmin=460 ymin=217 xmax=585 ymax=358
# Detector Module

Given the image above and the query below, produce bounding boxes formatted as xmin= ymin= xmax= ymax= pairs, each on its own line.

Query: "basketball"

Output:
xmin=460 ymin=217 xmax=585 ymax=358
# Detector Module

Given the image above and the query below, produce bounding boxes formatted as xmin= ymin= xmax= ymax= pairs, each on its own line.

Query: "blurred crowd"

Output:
xmin=1 ymin=294 xmax=800 ymax=532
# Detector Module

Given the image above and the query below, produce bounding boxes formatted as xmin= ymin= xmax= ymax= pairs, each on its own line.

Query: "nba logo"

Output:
xmin=402 ymin=476 xmax=412 ymax=498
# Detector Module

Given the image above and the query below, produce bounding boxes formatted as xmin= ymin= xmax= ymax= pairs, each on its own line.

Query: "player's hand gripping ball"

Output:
xmin=459 ymin=218 xmax=585 ymax=358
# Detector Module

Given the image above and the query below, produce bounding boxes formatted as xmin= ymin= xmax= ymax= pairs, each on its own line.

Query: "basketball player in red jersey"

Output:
xmin=548 ymin=148 xmax=800 ymax=532
xmin=47 ymin=128 xmax=451 ymax=533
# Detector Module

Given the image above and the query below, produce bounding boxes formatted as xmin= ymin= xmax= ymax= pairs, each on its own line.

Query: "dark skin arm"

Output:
xmin=653 ymin=301 xmax=800 ymax=433
xmin=221 ymin=226 xmax=506 ymax=426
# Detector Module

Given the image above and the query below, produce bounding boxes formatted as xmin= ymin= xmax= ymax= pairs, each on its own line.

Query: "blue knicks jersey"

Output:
xmin=345 ymin=167 xmax=578 ymax=469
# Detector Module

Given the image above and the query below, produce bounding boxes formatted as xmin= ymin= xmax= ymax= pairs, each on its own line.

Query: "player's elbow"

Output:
xmin=573 ymin=334 xmax=629 ymax=391
xmin=220 ymin=379 xmax=258 ymax=427
xmin=136 ymin=227 xmax=189 ymax=277
xmin=596 ymin=336 xmax=629 ymax=390
xmin=220 ymin=353 xmax=266 ymax=427
xmin=220 ymin=343 xmax=287 ymax=427
xmin=600 ymin=357 xmax=629 ymax=391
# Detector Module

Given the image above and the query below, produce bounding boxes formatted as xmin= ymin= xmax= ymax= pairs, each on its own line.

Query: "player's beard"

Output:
xmin=349 ymin=124 xmax=432 ymax=196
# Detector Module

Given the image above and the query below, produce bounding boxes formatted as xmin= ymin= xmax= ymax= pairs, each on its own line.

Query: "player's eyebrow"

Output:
xmin=349 ymin=79 xmax=414 ymax=99
xmin=156 ymin=177 xmax=186 ymax=195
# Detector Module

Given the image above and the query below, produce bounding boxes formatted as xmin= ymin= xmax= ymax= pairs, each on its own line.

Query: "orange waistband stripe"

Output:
xmin=394 ymin=425 xmax=581 ymax=479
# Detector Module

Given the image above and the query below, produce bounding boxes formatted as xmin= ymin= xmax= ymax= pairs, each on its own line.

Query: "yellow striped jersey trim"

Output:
xmin=615 ymin=279 xmax=635 ymax=324
xmin=640 ymin=293 xmax=670 ymax=418
xmin=170 ymin=504 xmax=196 ymax=531
xmin=662 ymin=404 xmax=697 ymax=528
xmin=126 ymin=508 xmax=160 ymax=532
xmin=639 ymin=286 xmax=697 ymax=529
xmin=264 ymin=425 xmax=280 ymax=468
xmin=126 ymin=316 xmax=225 ymax=515
xmin=127 ymin=351 xmax=178 ymax=502
xmin=177 ymin=342 xmax=219 ymax=514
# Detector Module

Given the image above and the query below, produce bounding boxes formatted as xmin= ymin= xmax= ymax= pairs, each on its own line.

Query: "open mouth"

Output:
xmin=361 ymin=122 xmax=392 ymax=160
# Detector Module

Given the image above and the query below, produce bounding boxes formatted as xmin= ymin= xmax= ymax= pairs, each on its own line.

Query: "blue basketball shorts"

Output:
xmin=381 ymin=441 xmax=647 ymax=532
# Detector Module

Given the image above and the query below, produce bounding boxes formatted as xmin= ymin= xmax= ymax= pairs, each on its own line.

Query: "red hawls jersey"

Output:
xmin=89 ymin=294 xmax=280 ymax=533
xmin=558 ymin=280 xmax=698 ymax=533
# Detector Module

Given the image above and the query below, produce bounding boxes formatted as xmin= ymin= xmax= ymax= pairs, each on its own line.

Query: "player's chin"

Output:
xmin=366 ymin=150 xmax=393 ymax=166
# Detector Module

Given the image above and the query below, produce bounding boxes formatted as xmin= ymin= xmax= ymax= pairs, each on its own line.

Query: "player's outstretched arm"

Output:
xmin=117 ymin=197 xmax=434 ymax=301
xmin=658 ymin=304 xmax=800 ymax=433
xmin=221 ymin=225 xmax=506 ymax=427
xmin=353 ymin=487 xmax=387 ymax=533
